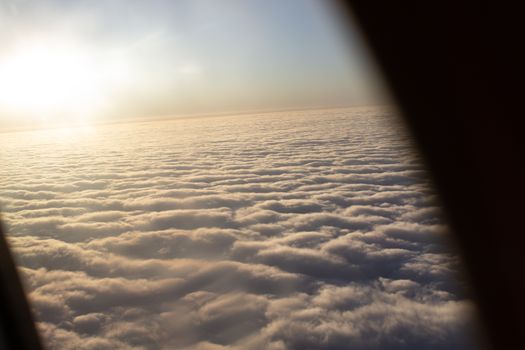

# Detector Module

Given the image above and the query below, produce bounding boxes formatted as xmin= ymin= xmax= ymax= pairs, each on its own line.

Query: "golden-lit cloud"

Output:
xmin=1 ymin=108 xmax=478 ymax=349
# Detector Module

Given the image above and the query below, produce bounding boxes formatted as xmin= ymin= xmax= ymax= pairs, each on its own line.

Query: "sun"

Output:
xmin=0 ymin=40 xmax=110 ymax=126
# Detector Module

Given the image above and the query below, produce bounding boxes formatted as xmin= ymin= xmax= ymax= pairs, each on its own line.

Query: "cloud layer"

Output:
xmin=0 ymin=108 xmax=479 ymax=349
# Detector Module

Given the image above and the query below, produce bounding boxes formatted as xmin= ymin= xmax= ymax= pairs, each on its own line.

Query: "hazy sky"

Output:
xmin=0 ymin=0 xmax=384 ymax=129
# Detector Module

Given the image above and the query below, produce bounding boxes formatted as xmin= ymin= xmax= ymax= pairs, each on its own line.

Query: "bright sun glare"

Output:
xmin=0 ymin=39 xmax=128 ymax=126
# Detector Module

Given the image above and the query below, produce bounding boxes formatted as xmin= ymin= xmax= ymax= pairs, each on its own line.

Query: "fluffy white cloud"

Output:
xmin=0 ymin=107 xmax=479 ymax=349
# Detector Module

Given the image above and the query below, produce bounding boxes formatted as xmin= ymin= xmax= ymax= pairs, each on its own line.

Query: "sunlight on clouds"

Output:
xmin=41 ymin=125 xmax=98 ymax=144
xmin=0 ymin=108 xmax=480 ymax=350
xmin=0 ymin=1 xmax=480 ymax=349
